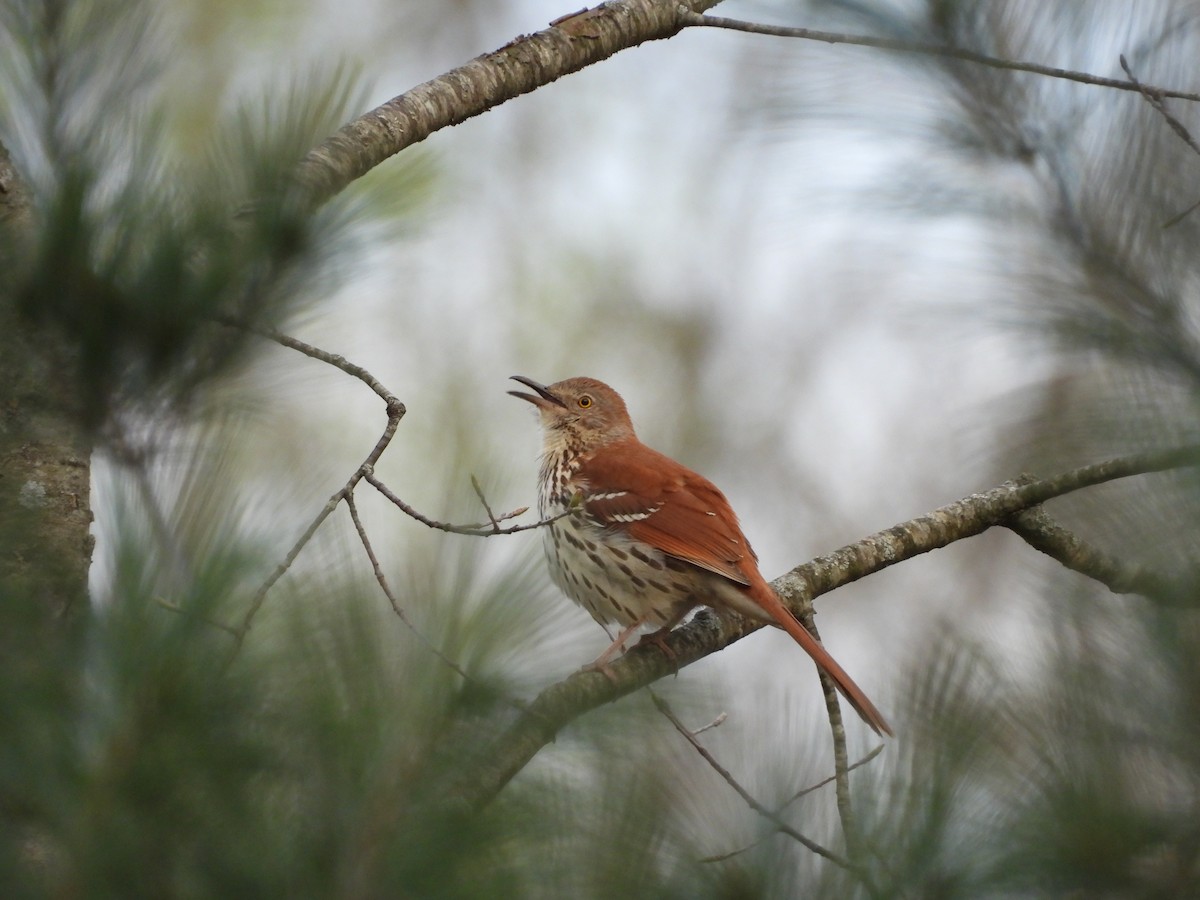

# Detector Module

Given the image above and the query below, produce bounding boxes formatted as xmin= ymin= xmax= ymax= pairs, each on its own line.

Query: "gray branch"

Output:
xmin=443 ymin=447 xmax=1200 ymax=810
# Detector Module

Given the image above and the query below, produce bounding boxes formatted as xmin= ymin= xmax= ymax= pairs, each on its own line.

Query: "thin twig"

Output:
xmin=678 ymin=11 xmax=1200 ymax=103
xmin=1161 ymin=196 xmax=1200 ymax=230
xmin=221 ymin=325 xmax=407 ymax=662
xmin=154 ymin=597 xmax=239 ymax=636
xmin=693 ymin=711 xmax=727 ymax=736
xmin=785 ymin=745 xmax=885 ymax=806
xmin=1120 ymin=55 xmax=1200 ymax=155
xmin=471 ymin=474 xmax=501 ymax=530
xmin=649 ymin=690 xmax=856 ymax=871
xmin=217 ymin=316 xmax=401 ymax=406
xmin=366 ymin=470 xmax=567 ymax=535
xmin=706 ymin=744 xmax=886 ymax=864
xmin=797 ymin=602 xmax=862 ymax=866
xmin=699 ymin=837 xmax=772 ymax=865
xmin=344 ymin=490 xmax=476 ymax=683
xmin=1118 ymin=55 xmax=1200 ymax=228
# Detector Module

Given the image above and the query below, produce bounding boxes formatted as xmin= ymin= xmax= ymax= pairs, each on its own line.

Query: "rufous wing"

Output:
xmin=576 ymin=439 xmax=756 ymax=586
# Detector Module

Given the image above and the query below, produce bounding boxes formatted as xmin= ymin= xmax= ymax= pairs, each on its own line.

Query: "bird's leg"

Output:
xmin=582 ymin=619 xmax=645 ymax=680
xmin=632 ymin=605 xmax=692 ymax=668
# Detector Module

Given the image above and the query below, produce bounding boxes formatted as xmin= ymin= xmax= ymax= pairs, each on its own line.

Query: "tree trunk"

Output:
xmin=0 ymin=143 xmax=93 ymax=624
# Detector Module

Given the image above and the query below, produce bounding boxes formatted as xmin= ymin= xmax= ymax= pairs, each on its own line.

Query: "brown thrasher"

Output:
xmin=509 ymin=376 xmax=892 ymax=737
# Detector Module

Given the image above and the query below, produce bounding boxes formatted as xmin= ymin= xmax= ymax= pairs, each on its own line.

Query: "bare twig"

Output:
xmin=785 ymin=745 xmax=886 ymax=807
xmin=798 ymin=603 xmax=861 ymax=861
xmin=1161 ymin=196 xmax=1200 ymax=230
xmin=225 ymin=426 xmax=396 ymax=663
xmin=649 ymin=690 xmax=855 ymax=871
xmin=692 ymin=711 xmax=727 ymax=736
xmin=365 ymin=469 xmax=568 ymax=536
xmin=1118 ymin=55 xmax=1200 ymax=227
xmin=678 ymin=11 xmax=1200 ymax=104
xmin=1120 ymin=55 xmax=1200 ymax=155
xmin=470 ymin=475 xmax=502 ymax=530
xmin=705 ymin=744 xmax=886 ymax=864
xmin=217 ymin=316 xmax=401 ymax=407
xmin=154 ymin=596 xmax=239 ymax=636
xmin=344 ymin=489 xmax=476 ymax=683
xmin=216 ymin=322 xmax=570 ymax=663
xmin=220 ymin=325 xmax=407 ymax=662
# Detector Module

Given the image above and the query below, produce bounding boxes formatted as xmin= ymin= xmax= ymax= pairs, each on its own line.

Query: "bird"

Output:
xmin=509 ymin=375 xmax=892 ymax=737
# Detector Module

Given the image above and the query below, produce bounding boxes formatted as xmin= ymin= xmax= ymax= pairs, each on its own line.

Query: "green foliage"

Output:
xmin=5 ymin=0 xmax=1200 ymax=895
xmin=0 ymin=0 xmax=367 ymax=429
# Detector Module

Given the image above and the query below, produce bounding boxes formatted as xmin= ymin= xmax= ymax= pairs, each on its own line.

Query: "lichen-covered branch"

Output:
xmin=446 ymin=446 xmax=1200 ymax=810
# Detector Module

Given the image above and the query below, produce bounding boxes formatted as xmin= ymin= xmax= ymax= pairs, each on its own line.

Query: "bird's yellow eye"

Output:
xmin=578 ymin=395 xmax=593 ymax=409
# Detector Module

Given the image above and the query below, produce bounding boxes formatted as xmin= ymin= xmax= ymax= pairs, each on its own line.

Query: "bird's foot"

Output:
xmin=634 ymin=627 xmax=679 ymax=673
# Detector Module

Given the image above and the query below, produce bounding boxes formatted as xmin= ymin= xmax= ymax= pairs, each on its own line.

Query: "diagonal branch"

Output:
xmin=772 ymin=446 xmax=1200 ymax=607
xmin=292 ymin=0 xmax=725 ymax=210
xmin=1119 ymin=55 xmax=1200 ymax=156
xmin=1005 ymin=503 xmax=1193 ymax=604
xmin=700 ymin=745 xmax=885 ymax=864
xmin=442 ymin=446 xmax=1200 ymax=811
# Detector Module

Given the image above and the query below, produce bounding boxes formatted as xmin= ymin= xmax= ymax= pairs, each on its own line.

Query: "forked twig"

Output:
xmin=649 ymin=690 xmax=856 ymax=872
xmin=702 ymin=744 xmax=885 ymax=864
xmin=218 ymin=321 xmax=406 ymax=661
xmin=471 ymin=475 xmax=502 ymax=530
xmin=365 ymin=469 xmax=571 ymax=535
xmin=1118 ymin=55 xmax=1200 ymax=228
xmin=217 ymin=321 xmax=565 ymax=666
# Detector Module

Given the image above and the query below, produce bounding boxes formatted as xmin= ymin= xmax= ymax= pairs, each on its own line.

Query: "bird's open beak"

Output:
xmin=508 ymin=375 xmax=567 ymax=410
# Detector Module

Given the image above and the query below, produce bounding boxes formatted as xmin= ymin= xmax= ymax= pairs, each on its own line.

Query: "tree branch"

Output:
xmin=1005 ymin=504 xmax=1193 ymax=604
xmin=443 ymin=446 xmax=1200 ymax=810
xmin=0 ymin=139 xmax=94 ymax=622
xmin=772 ymin=446 xmax=1200 ymax=608
xmin=292 ymin=0 xmax=726 ymax=210
xmin=801 ymin=605 xmax=862 ymax=866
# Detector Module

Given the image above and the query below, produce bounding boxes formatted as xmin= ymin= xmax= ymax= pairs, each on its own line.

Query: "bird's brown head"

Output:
xmin=509 ymin=376 xmax=636 ymax=449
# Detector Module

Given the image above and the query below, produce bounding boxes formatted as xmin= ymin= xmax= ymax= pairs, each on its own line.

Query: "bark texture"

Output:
xmin=0 ymin=143 xmax=93 ymax=622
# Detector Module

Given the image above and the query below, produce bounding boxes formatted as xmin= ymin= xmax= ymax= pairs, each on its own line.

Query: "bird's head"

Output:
xmin=509 ymin=376 xmax=636 ymax=447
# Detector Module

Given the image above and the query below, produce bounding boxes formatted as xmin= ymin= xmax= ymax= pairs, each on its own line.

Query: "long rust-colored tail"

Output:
xmin=750 ymin=580 xmax=893 ymax=737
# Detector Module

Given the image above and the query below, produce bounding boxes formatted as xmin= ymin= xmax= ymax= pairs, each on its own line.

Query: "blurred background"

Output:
xmin=3 ymin=0 xmax=1200 ymax=895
